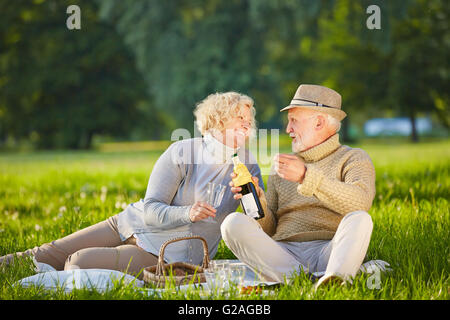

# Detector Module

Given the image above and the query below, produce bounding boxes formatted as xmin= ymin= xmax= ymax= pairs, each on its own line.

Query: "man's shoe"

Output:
xmin=314 ymin=274 xmax=347 ymax=290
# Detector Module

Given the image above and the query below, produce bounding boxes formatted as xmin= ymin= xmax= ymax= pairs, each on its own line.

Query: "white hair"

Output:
xmin=326 ymin=114 xmax=341 ymax=132
xmin=193 ymin=92 xmax=256 ymax=136
xmin=308 ymin=111 xmax=341 ymax=133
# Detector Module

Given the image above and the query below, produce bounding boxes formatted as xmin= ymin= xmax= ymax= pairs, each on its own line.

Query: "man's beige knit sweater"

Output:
xmin=258 ymin=133 xmax=376 ymax=242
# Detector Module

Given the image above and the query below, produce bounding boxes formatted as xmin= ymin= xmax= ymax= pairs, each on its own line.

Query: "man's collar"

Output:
xmin=298 ymin=133 xmax=341 ymax=162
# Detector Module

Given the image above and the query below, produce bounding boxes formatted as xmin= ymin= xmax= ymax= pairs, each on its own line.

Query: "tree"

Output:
xmin=0 ymin=0 xmax=164 ymax=149
xmin=1 ymin=0 xmax=446 ymax=148
xmin=98 ymin=0 xmax=284 ymax=134
xmin=389 ymin=0 xmax=449 ymax=141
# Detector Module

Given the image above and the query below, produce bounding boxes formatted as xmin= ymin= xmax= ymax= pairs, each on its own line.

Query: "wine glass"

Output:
xmin=203 ymin=182 xmax=226 ymax=224
xmin=204 ymin=260 xmax=229 ymax=294
xmin=229 ymin=263 xmax=247 ymax=289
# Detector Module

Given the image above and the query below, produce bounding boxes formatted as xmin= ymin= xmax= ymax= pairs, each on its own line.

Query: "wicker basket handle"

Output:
xmin=155 ymin=235 xmax=210 ymax=276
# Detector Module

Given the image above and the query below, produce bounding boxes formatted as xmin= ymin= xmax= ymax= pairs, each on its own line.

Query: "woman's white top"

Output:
xmin=116 ymin=134 xmax=263 ymax=265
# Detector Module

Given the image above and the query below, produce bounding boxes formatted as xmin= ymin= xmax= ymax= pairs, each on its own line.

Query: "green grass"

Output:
xmin=0 ymin=138 xmax=449 ymax=300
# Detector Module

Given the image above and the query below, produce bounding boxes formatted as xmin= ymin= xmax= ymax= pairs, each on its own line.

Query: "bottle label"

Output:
xmin=241 ymin=193 xmax=259 ymax=219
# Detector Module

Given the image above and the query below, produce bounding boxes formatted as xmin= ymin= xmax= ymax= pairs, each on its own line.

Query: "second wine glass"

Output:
xmin=203 ymin=182 xmax=226 ymax=224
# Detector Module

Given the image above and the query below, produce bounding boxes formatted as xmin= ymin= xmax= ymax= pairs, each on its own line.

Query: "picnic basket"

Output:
xmin=143 ymin=235 xmax=210 ymax=287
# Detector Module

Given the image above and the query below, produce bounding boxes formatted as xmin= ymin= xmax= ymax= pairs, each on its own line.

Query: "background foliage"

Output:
xmin=0 ymin=0 xmax=448 ymax=149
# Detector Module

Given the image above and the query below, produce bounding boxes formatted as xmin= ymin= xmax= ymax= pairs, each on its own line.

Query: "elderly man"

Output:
xmin=221 ymin=84 xmax=376 ymax=287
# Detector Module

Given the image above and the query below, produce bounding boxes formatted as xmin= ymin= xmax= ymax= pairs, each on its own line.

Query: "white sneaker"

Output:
xmin=314 ymin=273 xmax=348 ymax=290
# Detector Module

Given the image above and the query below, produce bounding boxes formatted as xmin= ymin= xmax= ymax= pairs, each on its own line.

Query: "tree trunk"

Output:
xmin=409 ymin=110 xmax=419 ymax=143
xmin=77 ymin=130 xmax=94 ymax=149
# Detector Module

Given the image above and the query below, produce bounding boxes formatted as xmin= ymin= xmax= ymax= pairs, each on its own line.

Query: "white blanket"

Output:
xmin=17 ymin=268 xmax=144 ymax=293
xmin=14 ymin=259 xmax=273 ymax=294
xmin=14 ymin=258 xmax=391 ymax=294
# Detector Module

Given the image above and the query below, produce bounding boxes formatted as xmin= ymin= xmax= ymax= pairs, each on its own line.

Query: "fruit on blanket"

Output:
xmin=240 ymin=285 xmax=263 ymax=294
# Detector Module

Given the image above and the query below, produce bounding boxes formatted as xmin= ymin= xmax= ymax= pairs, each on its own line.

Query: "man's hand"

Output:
xmin=189 ymin=201 xmax=216 ymax=222
xmin=274 ymin=153 xmax=307 ymax=183
xmin=229 ymin=172 xmax=262 ymax=200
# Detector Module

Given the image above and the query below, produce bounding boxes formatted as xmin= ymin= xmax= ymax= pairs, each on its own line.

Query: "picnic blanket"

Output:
xmin=15 ymin=258 xmax=391 ymax=293
xmin=15 ymin=258 xmax=269 ymax=293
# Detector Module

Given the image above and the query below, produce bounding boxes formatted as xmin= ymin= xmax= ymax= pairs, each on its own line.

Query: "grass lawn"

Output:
xmin=0 ymin=138 xmax=448 ymax=300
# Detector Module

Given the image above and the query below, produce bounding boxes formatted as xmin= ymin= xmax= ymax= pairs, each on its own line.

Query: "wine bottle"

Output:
xmin=231 ymin=153 xmax=265 ymax=220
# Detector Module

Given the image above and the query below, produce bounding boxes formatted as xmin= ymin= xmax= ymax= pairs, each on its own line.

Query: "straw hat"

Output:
xmin=280 ymin=84 xmax=347 ymax=121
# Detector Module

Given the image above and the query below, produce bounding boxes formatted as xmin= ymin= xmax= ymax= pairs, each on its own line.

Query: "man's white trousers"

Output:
xmin=221 ymin=210 xmax=373 ymax=283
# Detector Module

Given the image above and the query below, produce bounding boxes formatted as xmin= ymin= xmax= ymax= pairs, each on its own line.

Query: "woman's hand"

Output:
xmin=189 ymin=201 xmax=216 ymax=222
xmin=229 ymin=172 xmax=262 ymax=200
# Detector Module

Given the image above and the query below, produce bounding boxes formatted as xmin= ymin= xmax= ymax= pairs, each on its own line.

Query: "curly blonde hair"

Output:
xmin=194 ymin=92 xmax=256 ymax=136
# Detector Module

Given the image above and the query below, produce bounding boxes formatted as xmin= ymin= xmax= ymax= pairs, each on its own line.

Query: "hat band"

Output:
xmin=291 ymin=98 xmax=336 ymax=109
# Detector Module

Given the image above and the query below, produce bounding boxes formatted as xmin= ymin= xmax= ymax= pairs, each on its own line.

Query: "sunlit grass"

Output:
xmin=0 ymin=139 xmax=449 ymax=299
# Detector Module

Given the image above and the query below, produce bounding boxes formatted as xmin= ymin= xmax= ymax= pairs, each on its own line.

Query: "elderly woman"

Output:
xmin=0 ymin=92 xmax=264 ymax=278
